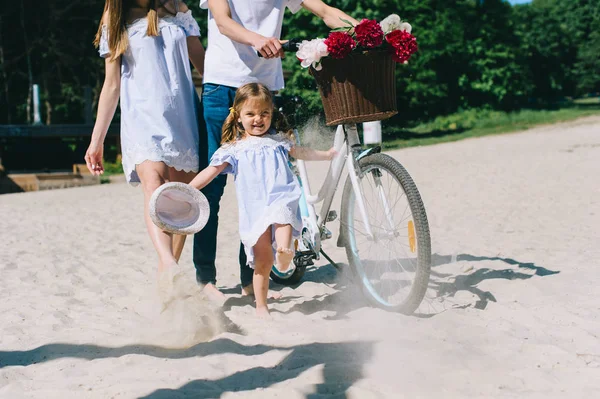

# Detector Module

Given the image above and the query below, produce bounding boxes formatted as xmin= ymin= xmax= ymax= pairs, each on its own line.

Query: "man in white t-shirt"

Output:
xmin=194 ymin=0 xmax=358 ymax=299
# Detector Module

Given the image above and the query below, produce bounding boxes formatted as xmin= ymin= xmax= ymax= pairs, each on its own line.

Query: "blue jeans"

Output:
xmin=193 ymin=83 xmax=253 ymax=287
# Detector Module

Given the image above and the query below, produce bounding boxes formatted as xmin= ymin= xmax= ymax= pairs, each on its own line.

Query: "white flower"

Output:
xmin=380 ymin=14 xmax=412 ymax=34
xmin=296 ymin=38 xmax=329 ymax=70
xmin=380 ymin=14 xmax=401 ymax=33
xmin=399 ymin=22 xmax=412 ymax=34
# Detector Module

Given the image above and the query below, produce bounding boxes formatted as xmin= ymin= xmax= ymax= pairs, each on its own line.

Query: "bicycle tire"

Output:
xmin=340 ymin=153 xmax=431 ymax=314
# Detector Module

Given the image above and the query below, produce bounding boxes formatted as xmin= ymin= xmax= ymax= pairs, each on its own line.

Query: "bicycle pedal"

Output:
xmin=326 ymin=210 xmax=337 ymax=222
xmin=293 ymin=254 xmax=314 ymax=267
xmin=295 ymin=250 xmax=315 ymax=257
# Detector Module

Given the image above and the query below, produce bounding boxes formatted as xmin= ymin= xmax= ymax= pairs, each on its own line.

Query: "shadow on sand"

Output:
xmin=0 ymin=255 xmax=558 ymax=397
xmin=0 ymin=338 xmax=373 ymax=399
xmin=266 ymin=252 xmax=559 ymax=318
xmin=425 ymin=253 xmax=559 ymax=312
xmin=139 ymin=340 xmax=373 ymax=398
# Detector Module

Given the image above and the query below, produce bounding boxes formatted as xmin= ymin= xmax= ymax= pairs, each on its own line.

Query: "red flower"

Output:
xmin=354 ymin=19 xmax=384 ymax=48
xmin=324 ymin=32 xmax=356 ymax=59
xmin=385 ymin=30 xmax=418 ymax=63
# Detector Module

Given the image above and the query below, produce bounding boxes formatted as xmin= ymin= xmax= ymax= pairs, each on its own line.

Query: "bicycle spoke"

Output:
xmin=354 ymin=164 xmax=414 ymax=305
xmin=342 ymin=154 xmax=430 ymax=312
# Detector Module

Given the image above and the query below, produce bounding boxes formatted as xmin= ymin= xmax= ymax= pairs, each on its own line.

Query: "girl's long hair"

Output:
xmin=221 ymin=83 xmax=293 ymax=145
xmin=93 ymin=0 xmax=160 ymax=61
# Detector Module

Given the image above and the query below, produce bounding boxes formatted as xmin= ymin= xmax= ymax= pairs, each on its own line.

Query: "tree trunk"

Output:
xmin=0 ymin=15 xmax=11 ymax=124
xmin=43 ymin=75 xmax=52 ymax=125
xmin=20 ymin=0 xmax=34 ymax=124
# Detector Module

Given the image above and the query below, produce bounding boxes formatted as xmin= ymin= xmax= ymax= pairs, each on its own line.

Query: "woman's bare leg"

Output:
xmin=172 ymin=235 xmax=185 ymax=262
xmin=136 ymin=161 xmax=176 ymax=272
xmin=252 ymin=227 xmax=275 ymax=318
xmin=167 ymin=168 xmax=197 ymax=262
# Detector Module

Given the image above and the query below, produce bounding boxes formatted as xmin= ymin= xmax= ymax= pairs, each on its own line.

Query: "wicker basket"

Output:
xmin=310 ymin=50 xmax=397 ymax=126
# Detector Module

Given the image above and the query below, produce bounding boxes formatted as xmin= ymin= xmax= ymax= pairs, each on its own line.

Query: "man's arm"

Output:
xmin=207 ymin=0 xmax=284 ymax=58
xmin=301 ymin=0 xmax=359 ymax=29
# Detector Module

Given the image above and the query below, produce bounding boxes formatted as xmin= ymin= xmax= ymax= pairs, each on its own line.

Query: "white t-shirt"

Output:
xmin=199 ymin=0 xmax=304 ymax=91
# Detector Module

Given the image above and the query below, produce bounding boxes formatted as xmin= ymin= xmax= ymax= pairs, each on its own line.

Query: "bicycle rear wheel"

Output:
xmin=340 ymin=153 xmax=431 ymax=314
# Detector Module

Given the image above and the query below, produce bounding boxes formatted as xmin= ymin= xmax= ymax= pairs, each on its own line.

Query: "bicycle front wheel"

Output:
xmin=340 ymin=153 xmax=431 ymax=314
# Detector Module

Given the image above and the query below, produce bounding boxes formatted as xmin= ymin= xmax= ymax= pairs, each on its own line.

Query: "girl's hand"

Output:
xmin=85 ymin=141 xmax=105 ymax=175
xmin=326 ymin=147 xmax=338 ymax=160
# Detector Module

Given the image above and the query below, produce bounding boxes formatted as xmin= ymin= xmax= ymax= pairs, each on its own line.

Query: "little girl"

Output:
xmin=189 ymin=82 xmax=335 ymax=317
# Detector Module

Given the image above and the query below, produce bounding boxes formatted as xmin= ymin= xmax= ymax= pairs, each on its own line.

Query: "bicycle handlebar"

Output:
xmin=256 ymin=39 xmax=301 ymax=58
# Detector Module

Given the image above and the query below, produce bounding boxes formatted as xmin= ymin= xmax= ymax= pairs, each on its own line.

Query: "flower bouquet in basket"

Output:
xmin=296 ymin=15 xmax=418 ymax=126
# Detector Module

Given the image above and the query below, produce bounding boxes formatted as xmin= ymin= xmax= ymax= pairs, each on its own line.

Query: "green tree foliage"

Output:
xmin=282 ymin=0 xmax=531 ymax=122
xmin=0 ymin=0 xmax=597 ymax=126
xmin=460 ymin=0 xmax=530 ymax=110
xmin=0 ymin=0 xmax=107 ymax=124
xmin=514 ymin=0 xmax=600 ymax=100
xmin=0 ymin=0 xmax=207 ymax=125
xmin=574 ymin=5 xmax=600 ymax=94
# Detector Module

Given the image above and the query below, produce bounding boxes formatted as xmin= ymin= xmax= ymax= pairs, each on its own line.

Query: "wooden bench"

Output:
xmin=0 ymin=124 xmax=117 ymax=193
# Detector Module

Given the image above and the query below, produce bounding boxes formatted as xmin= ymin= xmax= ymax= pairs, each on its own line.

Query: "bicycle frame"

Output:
xmin=292 ymin=123 xmax=376 ymax=258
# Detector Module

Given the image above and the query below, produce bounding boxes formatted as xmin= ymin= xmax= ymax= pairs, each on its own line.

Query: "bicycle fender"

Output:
xmin=356 ymin=145 xmax=381 ymax=161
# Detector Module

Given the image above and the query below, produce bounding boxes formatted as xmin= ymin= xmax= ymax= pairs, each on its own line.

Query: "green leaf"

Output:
xmin=339 ymin=18 xmax=355 ymax=27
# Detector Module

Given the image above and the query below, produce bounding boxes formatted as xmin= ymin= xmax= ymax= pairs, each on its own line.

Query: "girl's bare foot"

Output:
xmin=275 ymin=247 xmax=294 ymax=272
xmin=241 ymin=284 xmax=283 ymax=300
xmin=256 ymin=306 xmax=271 ymax=319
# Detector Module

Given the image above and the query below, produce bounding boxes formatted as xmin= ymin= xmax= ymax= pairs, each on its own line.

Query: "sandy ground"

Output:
xmin=1 ymin=116 xmax=599 ymax=398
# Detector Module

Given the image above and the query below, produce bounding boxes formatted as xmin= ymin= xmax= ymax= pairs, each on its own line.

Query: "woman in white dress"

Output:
xmin=85 ymin=0 xmax=205 ymax=273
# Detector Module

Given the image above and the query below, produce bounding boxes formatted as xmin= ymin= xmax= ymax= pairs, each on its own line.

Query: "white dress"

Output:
xmin=210 ymin=131 xmax=303 ymax=267
xmin=99 ymin=10 xmax=201 ymax=185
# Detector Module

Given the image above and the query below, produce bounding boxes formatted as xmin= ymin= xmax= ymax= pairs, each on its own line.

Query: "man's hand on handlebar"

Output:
xmin=252 ymin=35 xmax=285 ymax=59
xmin=255 ymin=39 xmax=301 ymax=59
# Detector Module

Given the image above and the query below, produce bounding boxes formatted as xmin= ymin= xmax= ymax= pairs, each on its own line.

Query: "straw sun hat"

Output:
xmin=149 ymin=182 xmax=210 ymax=235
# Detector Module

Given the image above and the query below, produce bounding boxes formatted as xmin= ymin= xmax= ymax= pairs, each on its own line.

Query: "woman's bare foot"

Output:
xmin=275 ymin=247 xmax=294 ymax=272
xmin=241 ymin=284 xmax=283 ymax=300
xmin=256 ymin=306 xmax=271 ymax=319
xmin=201 ymin=283 xmax=227 ymax=305
xmin=157 ymin=259 xmax=178 ymax=273
xmin=157 ymin=266 xmax=178 ymax=311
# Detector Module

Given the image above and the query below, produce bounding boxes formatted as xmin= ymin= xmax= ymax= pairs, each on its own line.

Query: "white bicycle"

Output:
xmin=270 ymin=95 xmax=432 ymax=314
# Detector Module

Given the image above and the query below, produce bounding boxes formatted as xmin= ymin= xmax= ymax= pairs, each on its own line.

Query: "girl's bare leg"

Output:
xmin=274 ymin=223 xmax=294 ymax=272
xmin=137 ymin=161 xmax=177 ymax=272
xmin=168 ymin=168 xmax=197 ymax=262
xmin=241 ymin=234 xmax=282 ymax=299
xmin=252 ymin=227 xmax=275 ymax=318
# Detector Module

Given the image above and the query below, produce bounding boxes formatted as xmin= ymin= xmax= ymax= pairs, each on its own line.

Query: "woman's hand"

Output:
xmin=85 ymin=140 xmax=105 ymax=175
xmin=85 ymin=55 xmax=121 ymax=176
